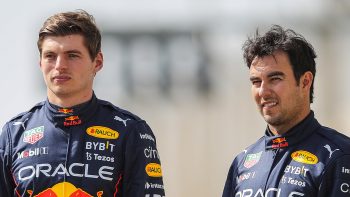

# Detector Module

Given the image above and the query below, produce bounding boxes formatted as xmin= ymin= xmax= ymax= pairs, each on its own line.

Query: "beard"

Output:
xmin=260 ymin=96 xmax=306 ymax=133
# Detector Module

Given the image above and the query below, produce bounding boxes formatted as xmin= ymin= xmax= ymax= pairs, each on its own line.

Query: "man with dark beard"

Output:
xmin=223 ymin=25 xmax=350 ymax=197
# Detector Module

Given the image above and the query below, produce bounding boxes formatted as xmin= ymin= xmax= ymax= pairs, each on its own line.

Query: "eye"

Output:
xmin=271 ymin=77 xmax=282 ymax=82
xmin=43 ymin=53 xmax=56 ymax=60
xmin=251 ymin=80 xmax=261 ymax=86
xmin=68 ymin=53 xmax=80 ymax=59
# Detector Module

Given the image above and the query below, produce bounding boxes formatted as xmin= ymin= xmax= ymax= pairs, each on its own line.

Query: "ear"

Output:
xmin=39 ymin=58 xmax=43 ymax=69
xmin=301 ymin=71 xmax=313 ymax=89
xmin=93 ymin=52 xmax=103 ymax=73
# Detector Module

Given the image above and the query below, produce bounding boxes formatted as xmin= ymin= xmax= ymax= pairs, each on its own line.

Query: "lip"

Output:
xmin=261 ymin=101 xmax=278 ymax=109
xmin=52 ymin=75 xmax=71 ymax=83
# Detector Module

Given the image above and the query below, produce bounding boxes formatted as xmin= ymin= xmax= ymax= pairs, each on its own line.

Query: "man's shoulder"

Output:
xmin=315 ymin=125 xmax=350 ymax=152
xmin=6 ymin=101 xmax=45 ymax=123
xmin=235 ymin=136 xmax=265 ymax=159
xmin=96 ymin=99 xmax=142 ymax=122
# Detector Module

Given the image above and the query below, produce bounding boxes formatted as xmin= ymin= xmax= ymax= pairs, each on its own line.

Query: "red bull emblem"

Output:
xmin=65 ymin=116 xmax=79 ymax=121
xmin=64 ymin=116 xmax=82 ymax=127
xmin=32 ymin=182 xmax=103 ymax=197
xmin=58 ymin=108 xmax=73 ymax=114
xmin=272 ymin=137 xmax=289 ymax=149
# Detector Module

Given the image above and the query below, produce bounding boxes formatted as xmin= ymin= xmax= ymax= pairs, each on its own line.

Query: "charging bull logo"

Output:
xmin=30 ymin=182 xmax=103 ymax=197
xmin=64 ymin=116 xmax=82 ymax=126
xmin=272 ymin=137 xmax=289 ymax=149
xmin=58 ymin=108 xmax=73 ymax=114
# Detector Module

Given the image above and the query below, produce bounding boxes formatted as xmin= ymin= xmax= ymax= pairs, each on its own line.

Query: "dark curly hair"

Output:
xmin=243 ymin=25 xmax=317 ymax=103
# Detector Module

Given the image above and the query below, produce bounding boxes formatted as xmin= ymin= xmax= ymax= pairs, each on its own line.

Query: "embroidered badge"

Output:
xmin=23 ymin=126 xmax=44 ymax=144
xmin=243 ymin=151 xmax=262 ymax=168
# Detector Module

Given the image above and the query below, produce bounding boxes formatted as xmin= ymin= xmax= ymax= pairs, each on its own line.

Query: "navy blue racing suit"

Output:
xmin=0 ymin=94 xmax=165 ymax=197
xmin=223 ymin=111 xmax=350 ymax=197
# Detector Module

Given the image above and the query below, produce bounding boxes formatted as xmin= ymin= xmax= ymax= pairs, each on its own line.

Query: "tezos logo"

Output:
xmin=291 ymin=150 xmax=318 ymax=164
xmin=86 ymin=126 xmax=119 ymax=139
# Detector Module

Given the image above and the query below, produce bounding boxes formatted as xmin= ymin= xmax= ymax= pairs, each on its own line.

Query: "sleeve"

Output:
xmin=0 ymin=123 xmax=16 ymax=196
xmin=318 ymin=154 xmax=350 ymax=196
xmin=122 ymin=121 xmax=165 ymax=197
xmin=222 ymin=163 xmax=235 ymax=197
xmin=223 ymin=156 xmax=241 ymax=197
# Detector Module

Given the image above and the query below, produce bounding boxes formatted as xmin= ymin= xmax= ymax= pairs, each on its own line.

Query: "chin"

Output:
xmin=263 ymin=114 xmax=280 ymax=125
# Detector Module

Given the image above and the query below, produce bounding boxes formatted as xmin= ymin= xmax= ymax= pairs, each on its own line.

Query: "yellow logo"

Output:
xmin=145 ymin=163 xmax=162 ymax=177
xmin=32 ymin=181 xmax=100 ymax=197
xmin=291 ymin=150 xmax=318 ymax=164
xmin=86 ymin=126 xmax=119 ymax=139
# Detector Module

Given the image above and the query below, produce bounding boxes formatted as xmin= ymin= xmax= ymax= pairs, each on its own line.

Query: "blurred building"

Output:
xmin=1 ymin=1 xmax=350 ymax=196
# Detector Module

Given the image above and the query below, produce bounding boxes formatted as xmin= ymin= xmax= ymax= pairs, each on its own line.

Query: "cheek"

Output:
xmin=251 ymin=87 xmax=260 ymax=102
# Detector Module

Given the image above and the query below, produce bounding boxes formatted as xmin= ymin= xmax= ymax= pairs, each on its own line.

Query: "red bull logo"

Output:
xmin=273 ymin=137 xmax=286 ymax=144
xmin=32 ymin=182 xmax=103 ymax=197
xmin=65 ymin=116 xmax=79 ymax=121
xmin=58 ymin=108 xmax=73 ymax=114
xmin=272 ymin=137 xmax=289 ymax=149
xmin=64 ymin=116 xmax=82 ymax=126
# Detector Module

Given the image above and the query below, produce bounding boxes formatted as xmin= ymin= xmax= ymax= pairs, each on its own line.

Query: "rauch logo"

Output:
xmin=86 ymin=126 xmax=119 ymax=140
xmin=146 ymin=163 xmax=162 ymax=177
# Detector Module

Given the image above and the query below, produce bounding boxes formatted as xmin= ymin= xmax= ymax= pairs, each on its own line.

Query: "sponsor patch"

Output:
xmin=23 ymin=126 xmax=44 ymax=144
xmin=145 ymin=182 xmax=164 ymax=190
xmin=32 ymin=181 xmax=101 ymax=197
xmin=284 ymin=165 xmax=309 ymax=177
xmin=64 ymin=116 xmax=82 ymax=126
xmin=86 ymin=126 xmax=119 ymax=139
xmin=140 ymin=133 xmax=155 ymax=142
xmin=17 ymin=147 xmax=49 ymax=159
xmin=281 ymin=176 xmax=306 ymax=187
xmin=146 ymin=163 xmax=162 ymax=177
xmin=243 ymin=151 xmax=262 ymax=168
xmin=272 ymin=137 xmax=289 ymax=149
xmin=291 ymin=150 xmax=318 ymax=164
xmin=85 ymin=141 xmax=116 ymax=152
xmin=18 ymin=163 xmax=114 ymax=181
xmin=342 ymin=167 xmax=350 ymax=174
xmin=58 ymin=108 xmax=73 ymax=114
xmin=144 ymin=146 xmax=160 ymax=159
xmin=114 ymin=116 xmax=130 ymax=127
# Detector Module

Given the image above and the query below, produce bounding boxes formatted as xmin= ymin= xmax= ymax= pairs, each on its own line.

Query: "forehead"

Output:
xmin=41 ymin=34 xmax=87 ymax=52
xmin=249 ymin=51 xmax=293 ymax=76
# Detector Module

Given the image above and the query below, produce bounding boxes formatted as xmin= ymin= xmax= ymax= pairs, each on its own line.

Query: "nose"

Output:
xmin=258 ymin=81 xmax=272 ymax=98
xmin=55 ymin=55 xmax=68 ymax=70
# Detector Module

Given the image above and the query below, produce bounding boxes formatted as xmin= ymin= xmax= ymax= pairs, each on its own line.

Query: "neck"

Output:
xmin=47 ymin=90 xmax=93 ymax=108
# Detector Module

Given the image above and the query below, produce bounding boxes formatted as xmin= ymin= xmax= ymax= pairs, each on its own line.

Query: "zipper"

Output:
xmin=263 ymin=148 xmax=280 ymax=193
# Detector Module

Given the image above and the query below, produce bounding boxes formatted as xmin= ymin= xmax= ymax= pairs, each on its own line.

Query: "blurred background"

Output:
xmin=1 ymin=1 xmax=350 ymax=196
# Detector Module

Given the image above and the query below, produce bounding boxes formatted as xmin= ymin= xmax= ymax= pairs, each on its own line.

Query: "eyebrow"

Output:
xmin=267 ymin=71 xmax=285 ymax=78
xmin=249 ymin=71 xmax=285 ymax=82
xmin=65 ymin=50 xmax=82 ymax=54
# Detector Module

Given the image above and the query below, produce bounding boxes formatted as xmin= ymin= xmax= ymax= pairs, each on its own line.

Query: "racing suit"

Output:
xmin=223 ymin=111 xmax=350 ymax=197
xmin=0 ymin=94 xmax=165 ymax=197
